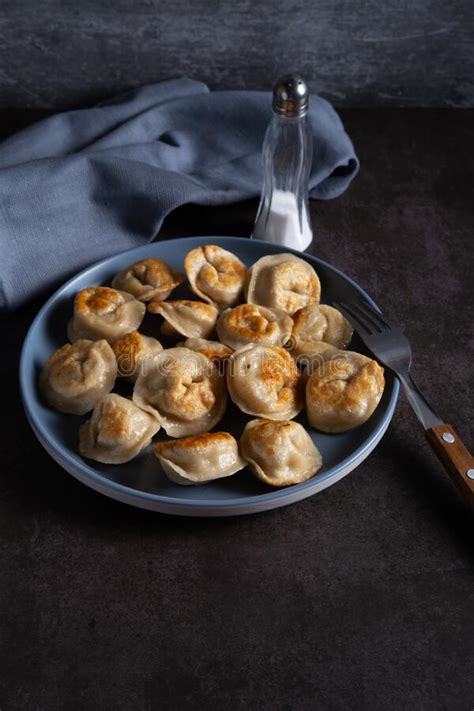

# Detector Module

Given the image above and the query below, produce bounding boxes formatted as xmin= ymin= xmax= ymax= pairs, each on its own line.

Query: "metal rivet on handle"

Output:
xmin=442 ymin=432 xmax=455 ymax=444
xmin=466 ymin=469 xmax=474 ymax=480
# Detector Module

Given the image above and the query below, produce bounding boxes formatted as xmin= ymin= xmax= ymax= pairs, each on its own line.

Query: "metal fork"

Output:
xmin=333 ymin=298 xmax=474 ymax=508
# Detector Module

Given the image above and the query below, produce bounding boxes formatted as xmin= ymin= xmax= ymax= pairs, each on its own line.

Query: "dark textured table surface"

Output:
xmin=1 ymin=109 xmax=473 ymax=711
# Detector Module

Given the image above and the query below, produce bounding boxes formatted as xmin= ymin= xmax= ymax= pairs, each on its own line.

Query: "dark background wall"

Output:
xmin=0 ymin=0 xmax=472 ymax=109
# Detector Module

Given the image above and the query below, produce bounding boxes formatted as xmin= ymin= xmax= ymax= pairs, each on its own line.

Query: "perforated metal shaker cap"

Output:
xmin=272 ymin=74 xmax=309 ymax=118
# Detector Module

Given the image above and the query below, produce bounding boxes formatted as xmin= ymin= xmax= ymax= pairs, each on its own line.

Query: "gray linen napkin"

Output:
xmin=0 ymin=78 xmax=358 ymax=311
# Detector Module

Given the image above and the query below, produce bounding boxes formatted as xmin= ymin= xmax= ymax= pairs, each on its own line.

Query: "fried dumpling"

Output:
xmin=227 ymin=344 xmax=303 ymax=420
xmin=111 ymin=258 xmax=183 ymax=302
xmin=290 ymin=304 xmax=353 ymax=360
xmin=179 ymin=338 xmax=233 ymax=367
xmin=245 ymin=253 xmax=321 ymax=315
xmin=79 ymin=394 xmax=160 ymax=464
xmin=148 ymin=300 xmax=218 ymax=339
xmin=240 ymin=419 xmax=322 ymax=487
xmin=112 ymin=331 xmax=163 ymax=383
xmin=68 ymin=287 xmax=146 ymax=344
xmin=298 ymin=344 xmax=340 ymax=383
xmin=153 ymin=432 xmax=245 ymax=485
xmin=39 ymin=339 xmax=117 ymax=415
xmin=159 ymin=320 xmax=182 ymax=339
xmin=216 ymin=304 xmax=293 ymax=350
xmin=184 ymin=244 xmax=246 ymax=308
xmin=306 ymin=350 xmax=385 ymax=433
xmin=133 ymin=347 xmax=227 ymax=437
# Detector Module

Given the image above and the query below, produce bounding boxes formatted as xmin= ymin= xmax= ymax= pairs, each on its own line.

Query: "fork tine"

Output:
xmin=350 ymin=303 xmax=384 ymax=333
xmin=355 ymin=300 xmax=391 ymax=330
xmin=334 ymin=301 xmax=374 ymax=336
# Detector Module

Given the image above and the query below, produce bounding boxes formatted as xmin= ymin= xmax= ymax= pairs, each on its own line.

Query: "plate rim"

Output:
xmin=19 ymin=236 xmax=399 ymax=514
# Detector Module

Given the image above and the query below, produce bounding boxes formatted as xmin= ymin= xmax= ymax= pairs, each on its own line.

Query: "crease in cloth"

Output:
xmin=0 ymin=78 xmax=359 ymax=311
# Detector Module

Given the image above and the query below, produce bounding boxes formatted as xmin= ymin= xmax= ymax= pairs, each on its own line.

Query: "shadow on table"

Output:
xmin=4 ymin=368 xmax=472 ymax=549
xmin=381 ymin=427 xmax=472 ymax=550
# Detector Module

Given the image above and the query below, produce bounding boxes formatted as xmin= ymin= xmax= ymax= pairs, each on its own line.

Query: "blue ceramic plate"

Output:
xmin=20 ymin=236 xmax=398 ymax=516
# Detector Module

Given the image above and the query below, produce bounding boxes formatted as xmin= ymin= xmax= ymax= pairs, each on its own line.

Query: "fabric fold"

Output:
xmin=0 ymin=78 xmax=358 ymax=311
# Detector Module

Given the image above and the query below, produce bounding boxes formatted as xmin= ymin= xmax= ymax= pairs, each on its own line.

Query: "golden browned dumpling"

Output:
xmin=153 ymin=432 xmax=245 ymax=485
xmin=111 ymin=258 xmax=183 ymax=302
xmin=68 ymin=287 xmax=146 ymax=344
xmin=179 ymin=338 xmax=233 ymax=367
xmin=240 ymin=419 xmax=322 ymax=487
xmin=297 ymin=345 xmax=341 ymax=385
xmin=216 ymin=304 xmax=293 ymax=350
xmin=299 ymin=342 xmax=339 ymax=362
xmin=159 ymin=320 xmax=182 ymax=338
xmin=290 ymin=304 xmax=353 ymax=360
xmin=79 ymin=394 xmax=160 ymax=464
xmin=148 ymin=300 xmax=218 ymax=339
xmin=245 ymin=253 xmax=321 ymax=315
xmin=39 ymin=339 xmax=117 ymax=415
xmin=184 ymin=244 xmax=246 ymax=308
xmin=133 ymin=347 xmax=227 ymax=437
xmin=227 ymin=344 xmax=303 ymax=420
xmin=112 ymin=331 xmax=163 ymax=382
xmin=306 ymin=350 xmax=385 ymax=433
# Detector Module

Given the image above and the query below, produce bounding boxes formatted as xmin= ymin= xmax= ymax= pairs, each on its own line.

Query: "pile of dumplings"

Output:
xmin=39 ymin=245 xmax=385 ymax=488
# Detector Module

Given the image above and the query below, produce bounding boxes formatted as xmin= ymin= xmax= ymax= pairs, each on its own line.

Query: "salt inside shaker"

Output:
xmin=251 ymin=74 xmax=313 ymax=250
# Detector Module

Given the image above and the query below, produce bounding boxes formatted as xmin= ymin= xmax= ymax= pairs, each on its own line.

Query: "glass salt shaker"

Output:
xmin=251 ymin=74 xmax=313 ymax=250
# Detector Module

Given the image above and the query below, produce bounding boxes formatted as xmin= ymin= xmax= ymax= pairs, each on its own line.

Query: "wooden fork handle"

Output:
xmin=426 ymin=424 xmax=474 ymax=509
